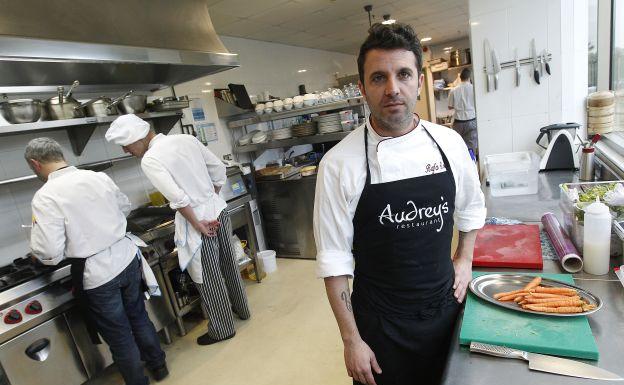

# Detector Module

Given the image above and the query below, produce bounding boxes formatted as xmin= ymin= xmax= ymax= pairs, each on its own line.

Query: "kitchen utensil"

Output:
xmin=541 ymin=50 xmax=551 ymax=75
xmin=470 ymin=342 xmax=622 ymax=380
xmin=0 ymin=98 xmax=43 ymax=123
xmin=541 ymin=213 xmax=583 ymax=273
xmin=491 ymin=49 xmax=501 ymax=90
xmin=461 ymin=272 xmax=600 ymax=360
xmin=472 ymin=224 xmax=543 ymax=269
xmin=484 ymin=39 xmax=493 ymax=92
xmin=514 ymin=48 xmax=521 ymax=87
xmin=116 ymin=90 xmax=147 ymax=114
xmin=149 ymin=96 xmax=190 ymax=112
xmin=531 ymin=39 xmax=540 ymax=84
xmin=44 ymin=81 xmax=85 ymax=120
xmin=469 ymin=273 xmax=602 ymax=317
xmin=74 ymin=96 xmax=121 ymax=117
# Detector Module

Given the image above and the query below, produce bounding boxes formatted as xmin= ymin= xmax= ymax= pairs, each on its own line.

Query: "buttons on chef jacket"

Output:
xmin=4 ymin=309 xmax=22 ymax=324
xmin=25 ymin=300 xmax=42 ymax=315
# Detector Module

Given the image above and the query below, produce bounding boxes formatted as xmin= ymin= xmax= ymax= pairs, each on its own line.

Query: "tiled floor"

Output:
xmin=88 ymin=258 xmax=350 ymax=385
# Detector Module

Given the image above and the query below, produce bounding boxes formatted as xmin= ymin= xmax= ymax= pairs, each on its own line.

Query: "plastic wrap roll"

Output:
xmin=541 ymin=212 xmax=583 ymax=273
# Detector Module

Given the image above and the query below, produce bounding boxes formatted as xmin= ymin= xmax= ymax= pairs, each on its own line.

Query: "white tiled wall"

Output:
xmin=469 ymin=0 xmax=589 ymax=166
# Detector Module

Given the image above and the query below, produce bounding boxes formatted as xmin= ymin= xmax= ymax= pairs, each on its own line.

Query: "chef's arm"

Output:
xmin=177 ymin=205 xmax=203 ymax=231
xmin=455 ymin=229 xmax=478 ymax=261
xmin=30 ymin=196 xmax=66 ymax=265
xmin=324 ymin=276 xmax=360 ymax=344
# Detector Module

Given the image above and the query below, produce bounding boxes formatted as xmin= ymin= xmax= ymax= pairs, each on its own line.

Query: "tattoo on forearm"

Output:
xmin=340 ymin=291 xmax=352 ymax=312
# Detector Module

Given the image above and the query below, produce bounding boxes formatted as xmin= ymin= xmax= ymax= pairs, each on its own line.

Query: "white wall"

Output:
xmin=469 ymin=0 xmax=588 ymax=162
xmin=0 ymin=36 xmax=358 ymax=264
xmin=161 ymin=36 xmax=358 ymax=164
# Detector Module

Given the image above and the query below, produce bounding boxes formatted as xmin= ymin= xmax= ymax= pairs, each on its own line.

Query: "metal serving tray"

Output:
xmin=469 ymin=274 xmax=603 ymax=317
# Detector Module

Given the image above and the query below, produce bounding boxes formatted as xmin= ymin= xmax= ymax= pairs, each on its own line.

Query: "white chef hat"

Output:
xmin=105 ymin=114 xmax=150 ymax=146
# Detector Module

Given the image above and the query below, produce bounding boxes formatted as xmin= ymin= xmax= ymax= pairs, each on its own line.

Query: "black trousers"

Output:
xmin=353 ymin=303 xmax=461 ymax=385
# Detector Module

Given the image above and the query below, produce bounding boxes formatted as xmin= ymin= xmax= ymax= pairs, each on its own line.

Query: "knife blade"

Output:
xmin=531 ymin=39 xmax=540 ymax=84
xmin=484 ymin=39 xmax=493 ymax=92
xmin=514 ymin=48 xmax=520 ymax=87
xmin=541 ymin=49 xmax=551 ymax=75
xmin=470 ymin=342 xmax=623 ymax=381
xmin=491 ymin=49 xmax=501 ymax=90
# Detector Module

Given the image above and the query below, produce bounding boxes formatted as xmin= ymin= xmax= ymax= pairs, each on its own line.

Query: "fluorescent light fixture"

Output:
xmin=381 ymin=18 xmax=396 ymax=24
xmin=201 ymin=89 xmax=212 ymax=93
xmin=444 ymin=46 xmax=453 ymax=50
xmin=420 ymin=37 xmax=432 ymax=42
xmin=205 ymin=82 xmax=212 ymax=86
xmin=298 ymin=69 xmax=307 ymax=73
xmin=470 ymin=21 xmax=480 ymax=26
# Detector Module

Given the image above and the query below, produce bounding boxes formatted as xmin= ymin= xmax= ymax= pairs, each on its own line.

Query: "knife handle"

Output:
xmin=470 ymin=342 xmax=528 ymax=361
xmin=545 ymin=61 xmax=551 ymax=75
xmin=494 ymin=75 xmax=499 ymax=90
xmin=534 ymin=70 xmax=540 ymax=84
xmin=515 ymin=70 xmax=521 ymax=87
xmin=486 ymin=75 xmax=491 ymax=92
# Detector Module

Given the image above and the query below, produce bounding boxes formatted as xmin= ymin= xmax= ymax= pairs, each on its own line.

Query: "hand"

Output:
xmin=344 ymin=337 xmax=382 ymax=385
xmin=195 ymin=220 xmax=220 ymax=237
xmin=452 ymin=254 xmax=472 ymax=303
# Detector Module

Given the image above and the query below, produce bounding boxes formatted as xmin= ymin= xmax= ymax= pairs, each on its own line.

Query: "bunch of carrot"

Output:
xmin=493 ymin=276 xmax=597 ymax=314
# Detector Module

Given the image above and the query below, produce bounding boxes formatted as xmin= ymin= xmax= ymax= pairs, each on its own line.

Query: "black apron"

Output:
xmin=351 ymin=123 xmax=460 ymax=385
xmin=69 ymin=258 xmax=102 ymax=344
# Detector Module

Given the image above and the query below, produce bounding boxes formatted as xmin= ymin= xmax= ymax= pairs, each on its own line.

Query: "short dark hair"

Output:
xmin=357 ymin=22 xmax=423 ymax=84
xmin=460 ymin=68 xmax=471 ymax=81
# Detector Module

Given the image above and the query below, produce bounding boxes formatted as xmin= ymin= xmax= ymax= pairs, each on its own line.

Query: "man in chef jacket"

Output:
xmin=106 ymin=115 xmax=251 ymax=346
xmin=314 ymin=23 xmax=486 ymax=385
xmin=26 ymin=137 xmax=167 ymax=385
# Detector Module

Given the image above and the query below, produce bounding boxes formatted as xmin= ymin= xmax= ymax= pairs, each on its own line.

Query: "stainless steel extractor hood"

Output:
xmin=0 ymin=0 xmax=239 ymax=93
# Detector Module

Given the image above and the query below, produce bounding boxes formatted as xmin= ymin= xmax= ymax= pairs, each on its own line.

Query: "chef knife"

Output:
xmin=470 ymin=342 xmax=623 ymax=381
xmin=514 ymin=48 xmax=521 ymax=87
xmin=491 ymin=49 xmax=501 ymax=90
xmin=531 ymin=39 xmax=540 ymax=84
xmin=484 ymin=39 xmax=493 ymax=92
xmin=541 ymin=50 xmax=551 ymax=75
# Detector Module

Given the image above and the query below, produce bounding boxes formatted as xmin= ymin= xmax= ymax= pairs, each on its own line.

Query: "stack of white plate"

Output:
xmin=238 ymin=130 xmax=259 ymax=146
xmin=315 ymin=112 xmax=343 ymax=134
xmin=251 ymin=130 xmax=268 ymax=144
xmin=292 ymin=122 xmax=317 ymax=137
xmin=270 ymin=127 xmax=293 ymax=140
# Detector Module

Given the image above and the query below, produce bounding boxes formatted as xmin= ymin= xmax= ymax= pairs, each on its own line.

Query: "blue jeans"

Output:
xmin=86 ymin=258 xmax=166 ymax=385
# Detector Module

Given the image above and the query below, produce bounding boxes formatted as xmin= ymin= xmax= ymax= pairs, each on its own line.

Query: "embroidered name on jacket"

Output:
xmin=378 ymin=197 xmax=449 ymax=232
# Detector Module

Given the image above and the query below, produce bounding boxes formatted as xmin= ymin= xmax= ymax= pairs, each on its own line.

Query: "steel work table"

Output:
xmin=442 ymin=171 xmax=624 ymax=384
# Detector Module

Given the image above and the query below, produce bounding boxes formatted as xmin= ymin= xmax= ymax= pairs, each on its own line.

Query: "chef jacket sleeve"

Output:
xmin=453 ymin=139 xmax=486 ymax=232
xmin=448 ymin=88 xmax=455 ymax=109
xmin=30 ymin=193 xmax=66 ymax=265
xmin=193 ymin=137 xmax=226 ymax=187
xmin=313 ymin=159 xmax=355 ymax=278
xmin=141 ymin=156 xmax=191 ymax=210
xmin=99 ymin=173 xmax=132 ymax=216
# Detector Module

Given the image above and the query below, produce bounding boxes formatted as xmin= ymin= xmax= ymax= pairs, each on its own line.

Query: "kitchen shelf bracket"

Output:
xmin=67 ymin=124 xmax=98 ymax=156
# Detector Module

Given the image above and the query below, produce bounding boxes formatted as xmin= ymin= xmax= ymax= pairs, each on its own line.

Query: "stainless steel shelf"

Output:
xmin=227 ymin=97 xmax=364 ymax=128
xmin=234 ymin=131 xmax=351 ymax=153
xmin=0 ymin=111 xmax=182 ymax=156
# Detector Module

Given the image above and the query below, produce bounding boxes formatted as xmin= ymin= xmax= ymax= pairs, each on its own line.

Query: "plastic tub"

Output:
xmin=257 ymin=250 xmax=277 ymax=274
xmin=485 ymin=151 xmax=540 ymax=197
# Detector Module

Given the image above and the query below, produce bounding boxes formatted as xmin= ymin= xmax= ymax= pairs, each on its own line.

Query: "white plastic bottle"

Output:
xmin=583 ymin=198 xmax=612 ymax=275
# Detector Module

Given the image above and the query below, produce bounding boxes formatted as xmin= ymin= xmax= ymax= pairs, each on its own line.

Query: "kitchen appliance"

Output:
xmin=0 ymin=98 xmax=42 ymax=124
xmin=470 ymin=342 xmax=622 ymax=380
xmin=44 ymin=81 xmax=85 ymax=120
xmin=536 ymin=123 xmax=580 ymax=171
xmin=460 ymin=272 xmax=599 ymax=360
xmin=472 ymin=224 xmax=543 ymax=269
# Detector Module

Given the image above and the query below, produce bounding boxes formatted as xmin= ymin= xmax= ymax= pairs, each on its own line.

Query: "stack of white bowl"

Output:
xmin=303 ymin=94 xmax=318 ymax=107
xmin=270 ymin=127 xmax=293 ymax=140
xmin=293 ymin=95 xmax=304 ymax=108
xmin=255 ymin=104 xmax=265 ymax=115
xmin=273 ymin=100 xmax=284 ymax=112
xmin=284 ymin=98 xmax=293 ymax=110
xmin=315 ymin=112 xmax=343 ymax=134
xmin=587 ymin=91 xmax=616 ymax=135
xmin=238 ymin=130 xmax=259 ymax=146
xmin=264 ymin=102 xmax=274 ymax=114
xmin=251 ymin=130 xmax=268 ymax=144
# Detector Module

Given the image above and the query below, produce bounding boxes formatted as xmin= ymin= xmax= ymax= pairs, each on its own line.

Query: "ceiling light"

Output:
xmin=420 ymin=37 xmax=432 ymax=42
xmin=381 ymin=14 xmax=396 ymax=24
xmin=444 ymin=46 xmax=453 ymax=50
xmin=205 ymin=82 xmax=212 ymax=86
xmin=470 ymin=21 xmax=480 ymax=26
xmin=298 ymin=69 xmax=307 ymax=73
xmin=201 ymin=89 xmax=212 ymax=93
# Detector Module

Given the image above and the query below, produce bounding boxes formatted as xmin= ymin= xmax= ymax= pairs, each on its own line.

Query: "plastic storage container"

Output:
xmin=257 ymin=250 xmax=277 ymax=274
xmin=485 ymin=152 xmax=539 ymax=197
xmin=582 ymin=199 xmax=612 ymax=275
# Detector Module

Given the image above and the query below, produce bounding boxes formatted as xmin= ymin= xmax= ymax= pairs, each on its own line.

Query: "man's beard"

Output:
xmin=371 ymin=97 xmax=415 ymax=133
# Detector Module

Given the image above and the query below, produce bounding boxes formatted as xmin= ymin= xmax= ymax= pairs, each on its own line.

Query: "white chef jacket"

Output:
xmin=30 ymin=166 xmax=160 ymax=294
xmin=141 ymin=134 xmax=227 ymax=283
xmin=448 ymin=82 xmax=476 ymax=120
xmin=313 ymin=117 xmax=486 ymax=278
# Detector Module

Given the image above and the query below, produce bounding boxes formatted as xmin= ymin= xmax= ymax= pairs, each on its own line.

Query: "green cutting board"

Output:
xmin=459 ymin=272 xmax=599 ymax=360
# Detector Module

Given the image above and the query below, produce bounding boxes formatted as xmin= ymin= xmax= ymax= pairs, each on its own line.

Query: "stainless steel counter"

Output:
xmin=442 ymin=171 xmax=624 ymax=384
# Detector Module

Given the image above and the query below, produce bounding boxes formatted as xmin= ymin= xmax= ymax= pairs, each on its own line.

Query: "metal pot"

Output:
xmin=44 ymin=81 xmax=85 ymax=120
xmin=75 ymin=96 xmax=121 ymax=117
xmin=0 ymin=98 xmax=43 ymax=124
xmin=116 ymin=90 xmax=147 ymax=114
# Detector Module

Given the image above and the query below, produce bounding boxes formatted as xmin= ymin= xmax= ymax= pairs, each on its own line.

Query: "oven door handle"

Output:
xmin=25 ymin=338 xmax=51 ymax=362
xmin=228 ymin=204 xmax=247 ymax=215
